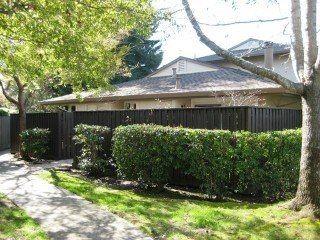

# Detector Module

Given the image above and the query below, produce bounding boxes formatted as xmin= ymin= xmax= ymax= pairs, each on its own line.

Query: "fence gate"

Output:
xmin=58 ymin=112 xmax=74 ymax=159
xmin=0 ymin=116 xmax=10 ymax=151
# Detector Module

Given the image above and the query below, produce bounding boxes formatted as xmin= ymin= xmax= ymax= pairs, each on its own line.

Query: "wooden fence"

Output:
xmin=0 ymin=116 xmax=10 ymax=151
xmin=10 ymin=107 xmax=302 ymax=159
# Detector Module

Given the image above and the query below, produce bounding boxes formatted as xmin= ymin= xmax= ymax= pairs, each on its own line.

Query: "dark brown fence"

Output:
xmin=0 ymin=116 xmax=10 ymax=151
xmin=10 ymin=107 xmax=302 ymax=159
xmin=10 ymin=113 xmax=61 ymax=157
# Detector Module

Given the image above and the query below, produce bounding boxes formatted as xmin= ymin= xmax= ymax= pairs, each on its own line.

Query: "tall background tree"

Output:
xmin=111 ymin=30 xmax=163 ymax=84
xmin=182 ymin=0 xmax=319 ymax=217
xmin=0 ymin=0 xmax=155 ymax=153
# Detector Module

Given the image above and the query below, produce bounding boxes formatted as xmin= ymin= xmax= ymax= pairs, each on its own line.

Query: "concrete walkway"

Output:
xmin=0 ymin=151 xmax=152 ymax=240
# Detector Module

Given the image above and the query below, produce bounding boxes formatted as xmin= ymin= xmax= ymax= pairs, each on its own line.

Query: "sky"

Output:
xmin=152 ymin=0 xmax=291 ymax=65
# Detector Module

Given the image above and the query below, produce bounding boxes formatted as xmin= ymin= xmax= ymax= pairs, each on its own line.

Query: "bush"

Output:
xmin=0 ymin=109 xmax=9 ymax=116
xmin=113 ymin=124 xmax=301 ymax=201
xmin=73 ymin=124 xmax=113 ymax=177
xmin=20 ymin=128 xmax=50 ymax=160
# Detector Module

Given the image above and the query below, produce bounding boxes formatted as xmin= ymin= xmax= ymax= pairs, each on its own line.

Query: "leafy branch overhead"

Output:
xmin=0 ymin=0 xmax=156 ymax=156
xmin=0 ymin=0 xmax=156 ymax=92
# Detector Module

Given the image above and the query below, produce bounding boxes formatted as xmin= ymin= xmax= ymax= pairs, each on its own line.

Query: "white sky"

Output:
xmin=152 ymin=0 xmax=291 ymax=65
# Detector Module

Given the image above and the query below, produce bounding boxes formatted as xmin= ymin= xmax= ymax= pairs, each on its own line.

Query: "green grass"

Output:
xmin=41 ymin=170 xmax=320 ymax=240
xmin=0 ymin=193 xmax=48 ymax=240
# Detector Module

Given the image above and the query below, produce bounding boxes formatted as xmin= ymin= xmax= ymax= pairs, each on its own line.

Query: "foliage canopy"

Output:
xmin=0 ymin=0 xmax=155 ymax=92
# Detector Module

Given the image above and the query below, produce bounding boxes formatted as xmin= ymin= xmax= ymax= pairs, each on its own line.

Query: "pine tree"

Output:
xmin=112 ymin=31 xmax=163 ymax=84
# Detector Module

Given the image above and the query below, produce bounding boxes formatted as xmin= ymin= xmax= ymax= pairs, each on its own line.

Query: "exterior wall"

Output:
xmin=172 ymin=98 xmax=191 ymax=108
xmin=152 ymin=59 xmax=215 ymax=77
xmin=218 ymin=55 xmax=299 ymax=82
xmin=124 ymin=99 xmax=172 ymax=109
xmin=191 ymin=96 xmax=260 ymax=107
xmin=72 ymin=101 xmax=124 ymax=111
xmin=262 ymin=94 xmax=301 ymax=109
xmin=67 ymin=94 xmax=301 ymax=111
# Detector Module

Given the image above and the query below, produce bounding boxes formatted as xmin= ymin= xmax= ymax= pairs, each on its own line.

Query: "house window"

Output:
xmin=177 ymin=60 xmax=187 ymax=73
xmin=125 ymin=102 xmax=131 ymax=109
xmin=125 ymin=102 xmax=137 ymax=110
xmin=71 ymin=106 xmax=76 ymax=112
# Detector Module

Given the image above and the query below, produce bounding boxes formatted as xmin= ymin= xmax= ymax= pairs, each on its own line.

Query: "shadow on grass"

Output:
xmin=44 ymin=170 xmax=320 ymax=240
xmin=0 ymin=197 xmax=46 ymax=239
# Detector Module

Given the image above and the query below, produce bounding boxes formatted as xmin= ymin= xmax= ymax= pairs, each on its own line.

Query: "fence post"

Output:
xmin=246 ymin=107 xmax=252 ymax=131
xmin=57 ymin=112 xmax=63 ymax=160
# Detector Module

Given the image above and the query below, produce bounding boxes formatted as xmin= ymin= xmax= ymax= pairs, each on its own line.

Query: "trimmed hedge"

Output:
xmin=0 ymin=109 xmax=9 ymax=116
xmin=20 ymin=128 xmax=50 ymax=160
xmin=73 ymin=124 xmax=113 ymax=177
xmin=113 ymin=124 xmax=301 ymax=201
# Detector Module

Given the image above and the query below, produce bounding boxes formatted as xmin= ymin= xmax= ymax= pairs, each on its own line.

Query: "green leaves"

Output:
xmin=112 ymin=124 xmax=301 ymax=201
xmin=73 ymin=124 xmax=112 ymax=177
xmin=0 ymin=0 xmax=155 ymax=92
xmin=20 ymin=128 xmax=50 ymax=160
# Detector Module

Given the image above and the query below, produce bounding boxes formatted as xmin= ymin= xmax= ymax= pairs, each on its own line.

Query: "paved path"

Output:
xmin=0 ymin=151 xmax=152 ymax=240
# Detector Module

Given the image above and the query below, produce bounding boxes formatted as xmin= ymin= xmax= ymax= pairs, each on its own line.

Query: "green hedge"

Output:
xmin=112 ymin=124 xmax=301 ymax=201
xmin=0 ymin=109 xmax=9 ymax=116
xmin=20 ymin=128 xmax=50 ymax=161
xmin=73 ymin=124 xmax=113 ymax=177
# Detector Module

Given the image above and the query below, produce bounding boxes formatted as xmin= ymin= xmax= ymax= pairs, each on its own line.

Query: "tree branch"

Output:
xmin=290 ymin=0 xmax=304 ymax=79
xmin=304 ymin=0 xmax=317 ymax=77
xmin=0 ymin=80 xmax=19 ymax=106
xmin=13 ymin=75 xmax=26 ymax=110
xmin=199 ymin=17 xmax=288 ymax=27
xmin=182 ymin=0 xmax=304 ymax=95
xmin=0 ymin=1 xmax=33 ymax=15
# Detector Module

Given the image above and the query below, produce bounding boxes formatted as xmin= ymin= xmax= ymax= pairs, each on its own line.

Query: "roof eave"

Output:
xmin=41 ymin=87 xmax=291 ymax=106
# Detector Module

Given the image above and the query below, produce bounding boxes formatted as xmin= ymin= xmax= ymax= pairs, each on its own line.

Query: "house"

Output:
xmin=41 ymin=38 xmax=301 ymax=111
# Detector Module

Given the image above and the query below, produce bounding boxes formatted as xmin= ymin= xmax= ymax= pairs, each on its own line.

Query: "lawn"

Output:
xmin=0 ymin=193 xmax=48 ymax=240
xmin=41 ymin=170 xmax=320 ymax=240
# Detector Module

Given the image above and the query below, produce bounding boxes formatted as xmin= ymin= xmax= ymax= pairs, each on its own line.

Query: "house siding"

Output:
xmin=152 ymin=60 xmax=216 ymax=77
xmin=66 ymin=94 xmax=301 ymax=112
xmin=218 ymin=55 xmax=298 ymax=83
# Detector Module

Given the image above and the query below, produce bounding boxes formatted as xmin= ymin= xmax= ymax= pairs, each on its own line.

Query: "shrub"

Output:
xmin=73 ymin=124 xmax=113 ymax=177
xmin=0 ymin=109 xmax=9 ymax=116
xmin=113 ymin=124 xmax=301 ymax=201
xmin=20 ymin=128 xmax=50 ymax=160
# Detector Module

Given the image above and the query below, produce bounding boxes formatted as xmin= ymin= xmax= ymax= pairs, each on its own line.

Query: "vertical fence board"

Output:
xmin=0 ymin=116 xmax=10 ymax=151
xmin=10 ymin=107 xmax=302 ymax=159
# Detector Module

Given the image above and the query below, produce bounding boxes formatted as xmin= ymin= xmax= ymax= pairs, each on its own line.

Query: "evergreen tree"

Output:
xmin=112 ymin=31 xmax=163 ymax=84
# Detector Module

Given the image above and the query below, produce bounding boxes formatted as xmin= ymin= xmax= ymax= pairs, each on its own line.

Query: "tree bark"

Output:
xmin=16 ymin=77 xmax=27 ymax=157
xmin=290 ymin=0 xmax=304 ymax=78
xmin=291 ymin=75 xmax=320 ymax=216
xmin=0 ymin=76 xmax=27 ymax=157
xmin=18 ymin=105 xmax=26 ymax=157
xmin=181 ymin=0 xmax=304 ymax=94
xmin=182 ymin=0 xmax=320 ymax=217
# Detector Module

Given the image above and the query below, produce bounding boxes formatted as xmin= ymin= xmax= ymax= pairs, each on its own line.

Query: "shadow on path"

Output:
xmin=0 ymin=150 xmax=151 ymax=240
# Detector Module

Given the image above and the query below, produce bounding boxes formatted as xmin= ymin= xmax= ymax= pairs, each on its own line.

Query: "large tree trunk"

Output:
xmin=18 ymin=106 xmax=26 ymax=156
xmin=291 ymin=77 xmax=320 ymax=217
xmin=17 ymin=89 xmax=27 ymax=157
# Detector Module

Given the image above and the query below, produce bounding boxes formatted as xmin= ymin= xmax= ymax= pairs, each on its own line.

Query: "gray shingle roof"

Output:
xmin=197 ymin=38 xmax=290 ymax=62
xmin=41 ymin=67 xmax=284 ymax=105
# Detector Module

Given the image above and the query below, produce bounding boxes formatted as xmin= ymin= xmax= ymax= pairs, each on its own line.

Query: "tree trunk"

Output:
xmin=291 ymin=77 xmax=320 ymax=217
xmin=18 ymin=105 xmax=27 ymax=157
